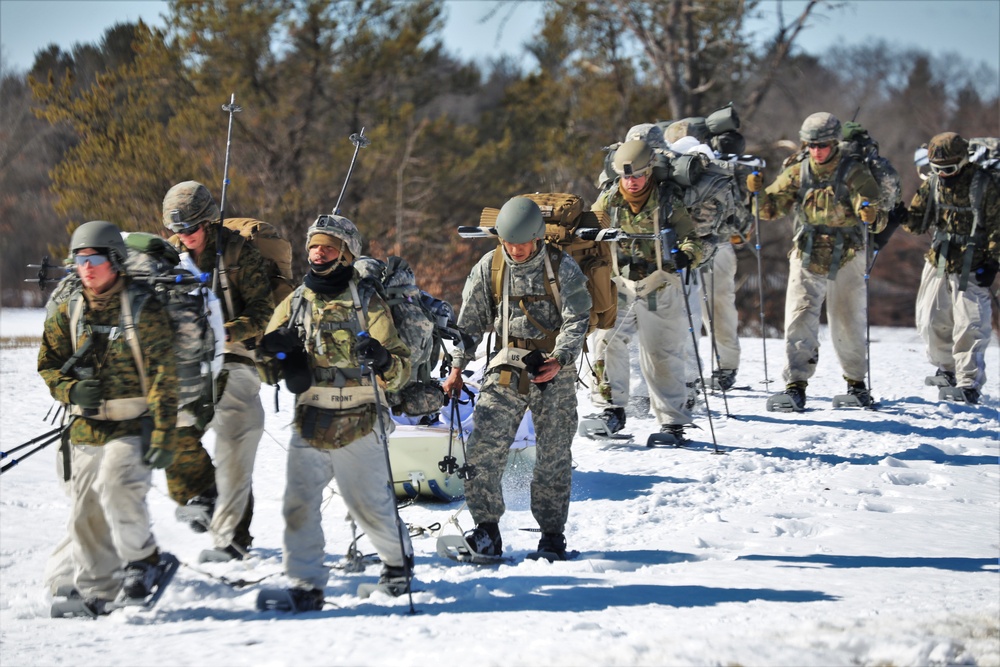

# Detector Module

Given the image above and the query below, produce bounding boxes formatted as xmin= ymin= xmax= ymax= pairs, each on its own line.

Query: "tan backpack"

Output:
xmin=223 ymin=218 xmax=295 ymax=305
xmin=481 ymin=193 xmax=617 ymax=335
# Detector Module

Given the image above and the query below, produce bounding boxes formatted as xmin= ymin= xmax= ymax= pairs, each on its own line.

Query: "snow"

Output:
xmin=2 ymin=307 xmax=998 ymax=667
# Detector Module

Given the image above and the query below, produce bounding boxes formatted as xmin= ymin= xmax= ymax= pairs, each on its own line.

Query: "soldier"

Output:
xmin=748 ymin=112 xmax=883 ymax=411
xmin=589 ymin=139 xmax=704 ymax=443
xmin=161 ymin=181 xmax=274 ymax=562
xmin=441 ymin=197 xmax=590 ymax=560
xmin=261 ymin=215 xmax=414 ymax=610
xmin=37 ymin=220 xmax=177 ymax=614
xmin=903 ymin=132 xmax=1000 ymax=404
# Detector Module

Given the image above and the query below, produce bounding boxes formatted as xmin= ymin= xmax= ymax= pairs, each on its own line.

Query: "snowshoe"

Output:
xmin=51 ymin=553 xmax=179 ymax=618
xmin=198 ymin=544 xmax=247 ymax=563
xmin=711 ymin=369 xmax=738 ymax=392
xmin=436 ymin=533 xmax=510 ymax=565
xmin=939 ymin=386 xmax=980 ymax=404
xmin=833 ymin=381 xmax=876 ymax=409
xmin=766 ymin=384 xmax=806 ymax=412
xmin=924 ymin=370 xmax=956 ymax=387
xmin=646 ymin=424 xmax=689 ymax=448
xmin=50 ymin=596 xmax=113 ymax=619
xmin=524 ymin=532 xmax=579 ymax=562
xmin=256 ymin=587 xmax=324 ymax=612
xmin=577 ymin=415 xmax=634 ymax=442
xmin=120 ymin=553 xmax=179 ymax=608
xmin=357 ymin=565 xmax=410 ymax=598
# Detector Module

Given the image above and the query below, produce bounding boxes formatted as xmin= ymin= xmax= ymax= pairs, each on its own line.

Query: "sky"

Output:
xmin=1 ymin=0 xmax=998 ymax=77
xmin=1 ymin=308 xmax=998 ymax=665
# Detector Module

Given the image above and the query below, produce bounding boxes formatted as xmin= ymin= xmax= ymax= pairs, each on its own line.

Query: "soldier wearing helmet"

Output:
xmin=160 ymin=180 xmax=275 ymax=563
xmin=260 ymin=213 xmax=414 ymax=609
xmin=748 ymin=112 xmax=884 ymax=412
xmin=903 ymin=131 xmax=1000 ymax=405
xmin=37 ymin=220 xmax=179 ymax=613
xmin=588 ymin=138 xmax=703 ymax=444
xmin=442 ymin=196 xmax=591 ymax=561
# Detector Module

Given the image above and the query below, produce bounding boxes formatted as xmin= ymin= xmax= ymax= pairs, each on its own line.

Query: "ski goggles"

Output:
xmin=806 ymin=141 xmax=835 ymax=149
xmin=929 ymin=161 xmax=964 ymax=177
xmin=73 ymin=253 xmax=110 ymax=267
xmin=166 ymin=209 xmax=205 ymax=234
xmin=175 ymin=223 xmax=204 ymax=236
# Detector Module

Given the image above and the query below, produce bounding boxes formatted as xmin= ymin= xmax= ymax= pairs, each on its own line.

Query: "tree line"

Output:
xmin=2 ymin=0 xmax=997 ymax=335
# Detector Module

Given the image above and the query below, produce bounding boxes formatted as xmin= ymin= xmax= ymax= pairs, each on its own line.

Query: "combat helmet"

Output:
xmin=926 ymin=132 xmax=969 ymax=176
xmin=799 ymin=112 xmax=841 ymax=144
xmin=613 ymin=140 xmax=654 ymax=179
xmin=495 ymin=197 xmax=545 ymax=244
xmin=306 ymin=214 xmax=363 ymax=262
xmin=70 ymin=220 xmax=128 ymax=271
xmin=162 ymin=181 xmax=220 ymax=233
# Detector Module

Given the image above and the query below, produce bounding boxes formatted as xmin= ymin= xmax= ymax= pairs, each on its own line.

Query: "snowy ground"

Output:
xmin=1 ymin=307 xmax=998 ymax=667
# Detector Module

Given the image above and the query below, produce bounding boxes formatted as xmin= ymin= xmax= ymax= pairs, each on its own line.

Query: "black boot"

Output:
xmin=464 ymin=521 xmax=502 ymax=557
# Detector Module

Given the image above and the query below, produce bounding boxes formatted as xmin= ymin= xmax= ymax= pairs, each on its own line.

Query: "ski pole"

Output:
xmin=752 ymin=182 xmax=771 ymax=387
xmin=1 ymin=429 xmax=63 ymax=475
xmin=1 ymin=427 xmax=63 ymax=458
xmin=699 ymin=266 xmax=733 ymax=417
xmin=334 ymin=128 xmax=371 ymax=215
xmin=212 ymin=93 xmax=242 ymax=326
xmin=358 ymin=331 xmax=416 ymax=614
xmin=677 ymin=265 xmax=720 ymax=454
xmin=861 ymin=201 xmax=873 ymax=395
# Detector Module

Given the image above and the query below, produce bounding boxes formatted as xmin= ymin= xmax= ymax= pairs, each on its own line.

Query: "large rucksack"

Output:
xmin=479 ymin=192 xmax=617 ymax=335
xmin=47 ymin=232 xmax=224 ymax=429
xmin=353 ymin=256 xmax=461 ymax=418
xmin=676 ymin=153 xmax=752 ymax=245
xmin=222 ymin=217 xmax=295 ymax=306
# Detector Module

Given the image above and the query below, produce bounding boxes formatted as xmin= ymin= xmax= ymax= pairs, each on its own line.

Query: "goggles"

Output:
xmin=73 ymin=253 xmax=110 ymax=267
xmin=806 ymin=141 xmax=835 ymax=150
xmin=166 ymin=209 xmax=204 ymax=234
xmin=176 ymin=223 xmax=204 ymax=236
xmin=929 ymin=161 xmax=963 ymax=177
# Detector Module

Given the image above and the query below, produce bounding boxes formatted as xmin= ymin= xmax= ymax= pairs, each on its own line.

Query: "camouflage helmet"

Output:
xmin=70 ymin=220 xmax=128 ymax=270
xmin=799 ymin=112 xmax=841 ymax=143
xmin=927 ymin=132 xmax=969 ymax=165
xmin=495 ymin=197 xmax=545 ymax=244
xmin=306 ymin=214 xmax=363 ymax=260
xmin=625 ymin=123 xmax=666 ymax=150
xmin=162 ymin=181 xmax=220 ymax=233
xmin=612 ymin=139 xmax=654 ymax=178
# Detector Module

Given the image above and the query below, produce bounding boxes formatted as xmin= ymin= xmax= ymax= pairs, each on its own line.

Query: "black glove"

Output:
xmin=69 ymin=379 xmax=101 ymax=409
xmin=281 ymin=346 xmax=313 ymax=394
xmin=355 ymin=335 xmax=393 ymax=376
xmin=974 ymin=260 xmax=999 ymax=288
xmin=521 ymin=349 xmax=550 ymax=391
xmin=261 ymin=326 xmax=301 ymax=356
xmin=673 ymin=250 xmax=693 ymax=271
xmin=873 ymin=203 xmax=904 ymax=251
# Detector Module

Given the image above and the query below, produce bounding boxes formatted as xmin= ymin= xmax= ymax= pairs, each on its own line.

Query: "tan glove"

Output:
xmin=858 ymin=204 xmax=877 ymax=224
xmin=746 ymin=172 xmax=763 ymax=194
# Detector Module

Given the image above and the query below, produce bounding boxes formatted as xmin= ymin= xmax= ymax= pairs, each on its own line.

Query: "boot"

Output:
xmin=463 ymin=521 xmax=502 ymax=557
xmin=122 ymin=553 xmax=163 ymax=599
xmin=784 ymin=382 xmax=807 ymax=411
xmin=536 ymin=532 xmax=568 ymax=560
xmin=287 ymin=587 xmax=324 ymax=612
xmin=846 ymin=380 xmax=874 ymax=407
xmin=377 ymin=565 xmax=410 ymax=596
xmin=601 ymin=407 xmax=626 ymax=433
xmin=711 ymin=368 xmax=737 ymax=391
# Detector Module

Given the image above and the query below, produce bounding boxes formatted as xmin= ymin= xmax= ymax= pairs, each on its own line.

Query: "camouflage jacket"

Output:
xmin=452 ymin=246 xmax=592 ymax=370
xmin=266 ymin=278 xmax=411 ymax=449
xmin=592 ymin=183 xmax=703 ymax=278
xmin=904 ymin=167 xmax=1000 ymax=273
xmin=756 ymin=147 xmax=884 ymax=274
xmin=37 ymin=279 xmax=178 ymax=449
xmin=173 ymin=224 xmax=274 ymax=347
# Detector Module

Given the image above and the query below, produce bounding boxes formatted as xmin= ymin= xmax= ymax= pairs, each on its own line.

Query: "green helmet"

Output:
xmin=495 ymin=197 xmax=544 ymax=244
xmin=927 ymin=132 xmax=969 ymax=165
xmin=799 ymin=112 xmax=841 ymax=143
xmin=162 ymin=181 xmax=220 ymax=233
xmin=612 ymin=139 xmax=654 ymax=178
xmin=306 ymin=214 xmax=363 ymax=259
xmin=70 ymin=220 xmax=128 ymax=270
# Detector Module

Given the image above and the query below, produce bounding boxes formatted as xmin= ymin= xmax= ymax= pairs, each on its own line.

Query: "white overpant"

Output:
xmin=782 ymin=252 xmax=868 ymax=385
xmin=69 ymin=436 xmax=157 ymax=599
xmin=208 ymin=363 xmax=263 ymax=549
xmin=283 ymin=424 xmax=412 ymax=591
xmin=700 ymin=242 xmax=741 ymax=371
xmin=915 ymin=260 xmax=993 ymax=390
xmin=592 ymin=276 xmax=693 ymax=426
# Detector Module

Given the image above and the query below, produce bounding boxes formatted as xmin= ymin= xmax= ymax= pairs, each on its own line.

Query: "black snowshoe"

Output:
xmin=939 ymin=386 xmax=980 ymax=404
xmin=646 ymin=424 xmax=689 ymax=448
xmin=51 ymin=552 xmax=179 ymax=618
xmin=833 ymin=380 xmax=876 ymax=409
xmin=766 ymin=383 xmax=807 ymax=412
xmin=256 ymin=586 xmax=324 ymax=612
xmin=357 ymin=564 xmax=410 ymax=598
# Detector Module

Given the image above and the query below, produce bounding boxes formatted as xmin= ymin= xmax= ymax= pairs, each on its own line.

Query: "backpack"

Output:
xmin=969 ymin=137 xmax=1000 ymax=172
xmin=222 ymin=218 xmax=295 ymax=306
xmin=47 ymin=232 xmax=224 ymax=429
xmin=678 ymin=154 xmax=752 ymax=242
xmin=480 ymin=192 xmax=617 ymax=335
xmin=354 ymin=256 xmax=460 ymax=417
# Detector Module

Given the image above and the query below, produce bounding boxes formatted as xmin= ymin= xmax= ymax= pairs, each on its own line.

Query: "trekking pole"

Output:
xmin=1 ymin=427 xmax=62 ymax=459
xmin=333 ymin=128 xmax=370 ymax=216
xmin=212 ymin=93 xmax=242 ymax=366
xmin=358 ymin=332 xmax=416 ymax=615
xmin=678 ymin=269 xmax=720 ymax=454
xmin=752 ymin=182 xmax=771 ymax=388
xmin=1 ymin=429 xmax=63 ymax=475
xmin=861 ymin=201 xmax=873 ymax=395
xmin=699 ymin=266 xmax=732 ymax=417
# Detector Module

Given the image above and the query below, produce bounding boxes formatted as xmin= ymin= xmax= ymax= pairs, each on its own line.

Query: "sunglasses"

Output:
xmin=74 ymin=253 xmax=110 ymax=267
xmin=176 ymin=223 xmax=204 ymax=236
xmin=930 ymin=162 xmax=962 ymax=177
xmin=806 ymin=142 xmax=834 ymax=150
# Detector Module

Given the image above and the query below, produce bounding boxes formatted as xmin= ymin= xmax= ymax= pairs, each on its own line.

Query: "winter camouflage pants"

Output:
xmin=700 ymin=242 xmax=741 ymax=371
xmin=783 ymin=252 xmax=868 ymax=385
xmin=915 ymin=260 xmax=993 ymax=391
xmin=282 ymin=422 xmax=412 ymax=591
xmin=464 ymin=365 xmax=576 ymax=534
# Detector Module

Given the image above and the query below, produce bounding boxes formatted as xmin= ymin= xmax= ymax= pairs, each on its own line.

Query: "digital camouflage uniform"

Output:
xmin=904 ymin=164 xmax=1000 ymax=392
xmin=167 ymin=221 xmax=274 ymax=552
xmin=452 ymin=244 xmax=591 ymax=534
xmin=38 ymin=278 xmax=177 ymax=600
xmin=756 ymin=144 xmax=884 ymax=386
xmin=590 ymin=183 xmax=703 ymax=426
xmin=266 ymin=277 xmax=413 ymax=591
